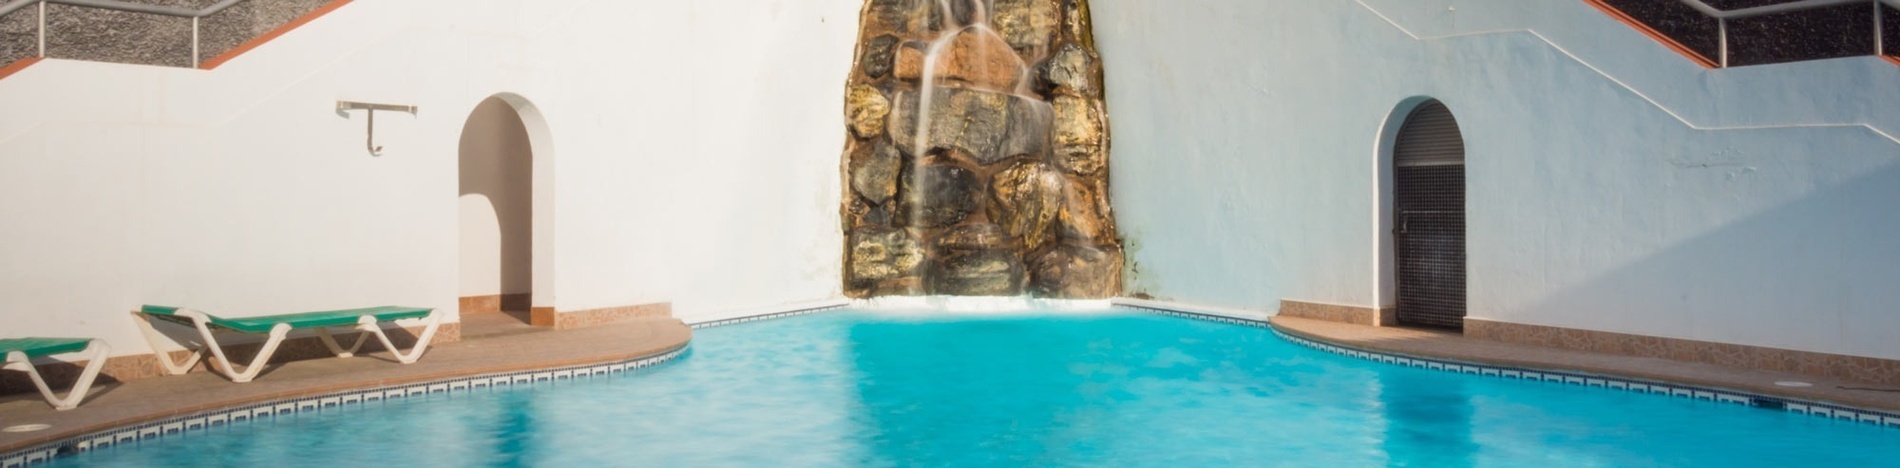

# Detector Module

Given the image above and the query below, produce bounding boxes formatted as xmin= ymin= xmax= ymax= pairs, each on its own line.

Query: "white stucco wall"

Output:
xmin=1093 ymin=0 xmax=1900 ymax=359
xmin=0 ymin=0 xmax=860 ymax=355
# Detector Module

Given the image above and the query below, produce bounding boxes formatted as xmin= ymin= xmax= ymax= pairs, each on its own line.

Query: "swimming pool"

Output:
xmin=50 ymin=308 xmax=1899 ymax=466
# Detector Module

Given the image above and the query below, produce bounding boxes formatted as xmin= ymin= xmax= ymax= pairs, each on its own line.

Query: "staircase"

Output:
xmin=0 ymin=0 xmax=346 ymax=78
xmin=1588 ymin=0 xmax=1899 ymax=68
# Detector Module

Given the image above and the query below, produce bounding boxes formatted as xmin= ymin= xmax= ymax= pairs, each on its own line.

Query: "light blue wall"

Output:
xmin=1093 ymin=0 xmax=1900 ymax=359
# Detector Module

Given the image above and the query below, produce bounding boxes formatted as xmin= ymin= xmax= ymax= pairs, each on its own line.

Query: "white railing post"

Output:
xmin=1878 ymin=0 xmax=1886 ymax=57
xmin=190 ymin=15 xmax=199 ymax=67
xmin=1717 ymin=17 xmax=1729 ymax=67
xmin=36 ymin=0 xmax=44 ymax=57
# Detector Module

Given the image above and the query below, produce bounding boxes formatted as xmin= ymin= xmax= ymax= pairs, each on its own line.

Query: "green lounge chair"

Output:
xmin=2 ymin=337 xmax=109 ymax=410
xmin=132 ymin=305 xmax=440 ymax=383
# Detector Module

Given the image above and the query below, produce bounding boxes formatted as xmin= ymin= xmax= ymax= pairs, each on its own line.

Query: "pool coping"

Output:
xmin=1112 ymin=301 xmax=1900 ymax=430
xmin=13 ymin=298 xmax=1894 ymax=466
xmin=2 ymin=299 xmax=866 ymax=468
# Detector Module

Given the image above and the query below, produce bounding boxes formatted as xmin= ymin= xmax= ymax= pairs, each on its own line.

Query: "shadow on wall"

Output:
xmin=1510 ymin=158 xmax=1900 ymax=358
xmin=459 ymin=97 xmax=534 ymax=300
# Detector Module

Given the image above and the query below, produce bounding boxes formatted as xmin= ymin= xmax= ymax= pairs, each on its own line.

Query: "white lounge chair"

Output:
xmin=132 ymin=305 xmax=439 ymax=383
xmin=2 ymin=337 xmax=110 ymax=410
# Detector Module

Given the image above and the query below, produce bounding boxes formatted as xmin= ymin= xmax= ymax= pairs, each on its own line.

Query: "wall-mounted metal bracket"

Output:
xmin=336 ymin=101 xmax=418 ymax=156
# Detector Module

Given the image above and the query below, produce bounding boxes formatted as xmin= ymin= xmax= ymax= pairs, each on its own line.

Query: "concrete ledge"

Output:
xmin=1466 ymin=317 xmax=1900 ymax=387
xmin=533 ymin=302 xmax=671 ymax=330
xmin=0 ymin=317 xmax=689 ymax=455
xmin=1278 ymin=299 xmax=1393 ymax=326
xmin=459 ymin=294 xmax=531 ymax=314
xmin=1270 ymin=315 xmax=1900 ymax=413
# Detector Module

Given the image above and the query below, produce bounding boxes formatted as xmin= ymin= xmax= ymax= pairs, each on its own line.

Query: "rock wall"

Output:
xmin=842 ymin=0 xmax=1120 ymax=299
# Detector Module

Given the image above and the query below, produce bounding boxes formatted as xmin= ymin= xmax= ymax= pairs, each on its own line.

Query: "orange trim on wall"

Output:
xmin=1885 ymin=55 xmax=1900 ymax=67
xmin=199 ymin=0 xmax=354 ymax=70
xmin=1582 ymin=0 xmax=1720 ymax=69
xmin=0 ymin=56 xmax=43 ymax=81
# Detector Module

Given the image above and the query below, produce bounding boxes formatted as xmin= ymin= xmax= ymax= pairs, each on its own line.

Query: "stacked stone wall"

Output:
xmin=842 ymin=0 xmax=1120 ymax=299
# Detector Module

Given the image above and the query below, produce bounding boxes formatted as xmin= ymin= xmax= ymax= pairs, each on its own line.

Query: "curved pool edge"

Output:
xmin=1 ymin=319 xmax=694 ymax=468
xmin=1111 ymin=302 xmax=1900 ymax=429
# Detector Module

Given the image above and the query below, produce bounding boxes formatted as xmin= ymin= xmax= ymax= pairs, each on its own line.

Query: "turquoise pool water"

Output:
xmin=53 ymin=309 xmax=1898 ymax=466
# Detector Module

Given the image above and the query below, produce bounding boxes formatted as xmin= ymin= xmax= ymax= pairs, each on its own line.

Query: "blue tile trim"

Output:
xmin=1126 ymin=305 xmax=1900 ymax=430
xmin=689 ymin=303 xmax=850 ymax=329
xmin=1 ymin=345 xmax=688 ymax=468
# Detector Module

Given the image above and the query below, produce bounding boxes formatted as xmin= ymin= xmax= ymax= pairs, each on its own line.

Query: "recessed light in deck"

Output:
xmin=2 ymin=424 xmax=49 ymax=433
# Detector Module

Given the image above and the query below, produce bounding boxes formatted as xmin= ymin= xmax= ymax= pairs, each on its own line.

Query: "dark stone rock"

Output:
xmin=846 ymin=85 xmax=891 ymax=139
xmin=991 ymin=0 xmax=1059 ymax=58
xmin=1042 ymin=42 xmax=1102 ymax=98
xmin=1052 ymin=95 xmax=1106 ymax=175
xmin=903 ymin=164 xmax=981 ymax=228
xmin=1031 ymin=244 xmax=1122 ymax=298
xmin=930 ymin=249 xmax=1025 ymax=296
xmin=933 ymin=223 xmax=1016 ymax=253
xmin=889 ymin=88 xmax=1050 ymax=165
xmin=848 ymin=227 xmax=924 ymax=282
xmin=849 ymin=139 xmax=902 ymax=203
xmin=861 ymin=35 xmax=900 ymax=79
xmin=867 ymin=0 xmax=927 ymax=34
xmin=988 ymin=161 xmax=1063 ymax=249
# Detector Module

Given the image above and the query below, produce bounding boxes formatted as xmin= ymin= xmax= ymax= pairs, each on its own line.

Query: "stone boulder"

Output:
xmin=991 ymin=0 xmax=1059 ymax=58
xmin=1057 ymin=176 xmax=1116 ymax=242
xmin=866 ymin=0 xmax=927 ymax=34
xmin=846 ymin=85 xmax=891 ymax=139
xmin=932 ymin=223 xmax=1016 ymax=253
xmin=860 ymin=34 xmax=900 ymax=79
xmin=1052 ymin=95 xmax=1106 ymax=175
xmin=988 ymin=161 xmax=1064 ymax=249
xmin=895 ymin=29 xmax=1027 ymax=92
xmin=849 ymin=139 xmax=902 ymax=203
xmin=904 ymin=164 xmax=982 ymax=228
xmin=929 ymin=249 xmax=1026 ymax=296
xmin=1042 ymin=42 xmax=1102 ymax=98
xmin=848 ymin=227 xmax=924 ymax=283
xmin=889 ymin=88 xmax=1050 ymax=165
xmin=1030 ymin=244 xmax=1122 ymax=298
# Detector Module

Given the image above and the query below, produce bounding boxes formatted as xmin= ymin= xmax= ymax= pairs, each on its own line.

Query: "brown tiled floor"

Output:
xmin=0 ymin=316 xmax=690 ymax=452
xmin=1270 ymin=316 xmax=1900 ymax=413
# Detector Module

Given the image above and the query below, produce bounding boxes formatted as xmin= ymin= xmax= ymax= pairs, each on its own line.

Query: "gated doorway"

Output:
xmin=1390 ymin=99 xmax=1466 ymax=329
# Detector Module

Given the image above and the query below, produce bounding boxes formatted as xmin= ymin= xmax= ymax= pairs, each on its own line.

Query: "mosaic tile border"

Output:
xmin=1119 ymin=303 xmax=1900 ymax=430
xmin=1 ymin=345 xmax=688 ymax=468
xmin=687 ymin=303 xmax=852 ymax=329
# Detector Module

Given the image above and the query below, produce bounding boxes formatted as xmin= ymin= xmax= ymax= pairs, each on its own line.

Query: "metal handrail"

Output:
xmin=0 ymin=0 xmax=251 ymax=68
xmin=1671 ymin=0 xmax=1898 ymax=67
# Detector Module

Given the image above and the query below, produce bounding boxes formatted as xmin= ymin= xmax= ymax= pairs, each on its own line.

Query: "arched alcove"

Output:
xmin=458 ymin=93 xmax=555 ymax=330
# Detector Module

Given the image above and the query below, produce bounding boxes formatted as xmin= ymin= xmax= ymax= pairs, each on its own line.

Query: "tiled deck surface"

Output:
xmin=1271 ymin=316 xmax=1900 ymax=413
xmin=0 ymin=315 xmax=690 ymax=453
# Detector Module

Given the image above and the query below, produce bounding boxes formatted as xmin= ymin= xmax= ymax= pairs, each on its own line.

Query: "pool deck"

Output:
xmin=0 ymin=315 xmax=690 ymax=453
xmin=1270 ymin=316 xmax=1900 ymax=413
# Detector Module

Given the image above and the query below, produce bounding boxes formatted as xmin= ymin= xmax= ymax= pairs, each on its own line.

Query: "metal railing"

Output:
xmin=1673 ymin=0 xmax=1899 ymax=67
xmin=0 ymin=0 xmax=248 ymax=68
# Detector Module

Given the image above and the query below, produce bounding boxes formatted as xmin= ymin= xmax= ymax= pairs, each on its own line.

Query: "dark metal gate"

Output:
xmin=1392 ymin=100 xmax=1466 ymax=329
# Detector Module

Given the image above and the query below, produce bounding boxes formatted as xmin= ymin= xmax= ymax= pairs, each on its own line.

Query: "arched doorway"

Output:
xmin=458 ymin=94 xmax=550 ymax=332
xmin=1385 ymin=99 xmax=1467 ymax=329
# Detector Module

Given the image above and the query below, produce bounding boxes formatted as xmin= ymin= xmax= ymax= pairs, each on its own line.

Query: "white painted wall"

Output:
xmin=0 ymin=0 xmax=861 ymax=355
xmin=1093 ymin=0 xmax=1900 ymax=359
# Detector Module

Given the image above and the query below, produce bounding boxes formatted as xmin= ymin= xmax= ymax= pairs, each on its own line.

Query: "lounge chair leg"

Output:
xmin=359 ymin=311 xmax=439 ymax=364
xmin=315 ymin=328 xmax=370 ymax=358
xmin=131 ymin=311 xmax=205 ymax=375
xmin=4 ymin=340 xmax=110 ymax=411
xmin=195 ymin=320 xmax=290 ymax=383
